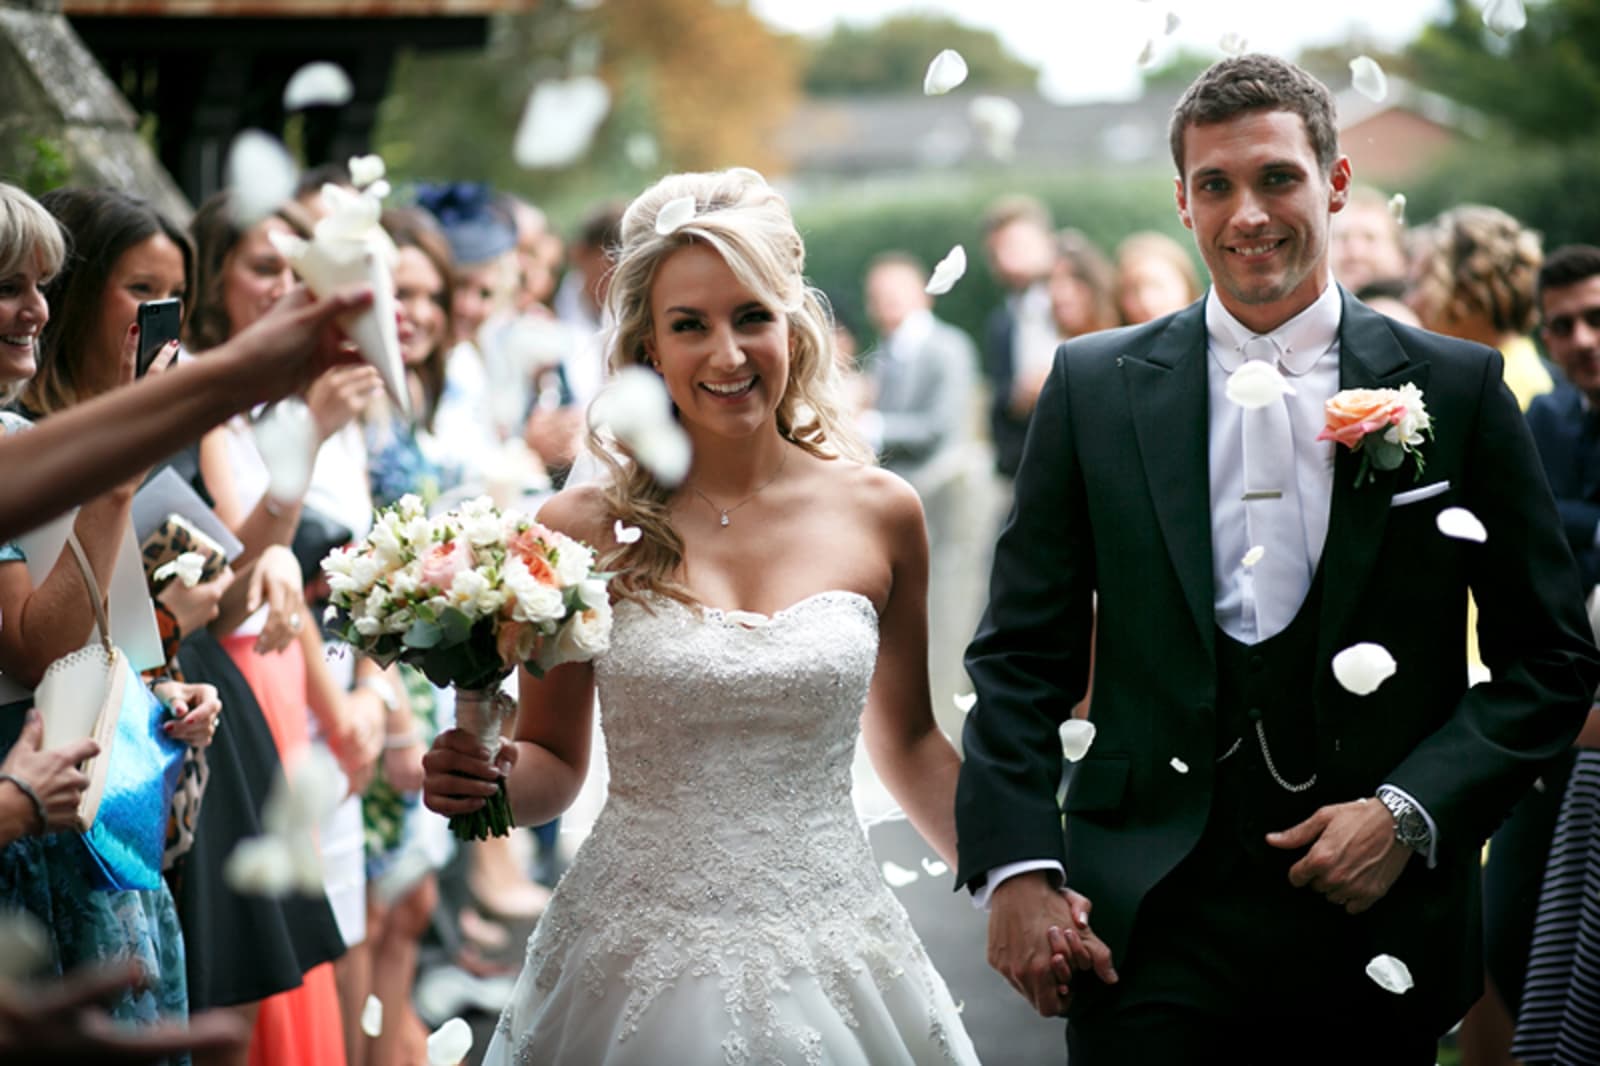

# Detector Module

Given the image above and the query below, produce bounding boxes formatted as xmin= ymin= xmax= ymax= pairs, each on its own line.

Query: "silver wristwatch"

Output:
xmin=1376 ymin=786 xmax=1431 ymax=853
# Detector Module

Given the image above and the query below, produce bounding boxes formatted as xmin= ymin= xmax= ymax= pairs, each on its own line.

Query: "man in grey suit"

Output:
xmin=861 ymin=253 xmax=978 ymax=485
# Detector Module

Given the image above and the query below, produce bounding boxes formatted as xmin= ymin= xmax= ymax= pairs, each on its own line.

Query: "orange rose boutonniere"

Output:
xmin=1316 ymin=383 xmax=1432 ymax=487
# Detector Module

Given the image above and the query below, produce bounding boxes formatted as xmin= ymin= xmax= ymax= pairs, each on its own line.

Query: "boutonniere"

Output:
xmin=1316 ymin=383 xmax=1432 ymax=487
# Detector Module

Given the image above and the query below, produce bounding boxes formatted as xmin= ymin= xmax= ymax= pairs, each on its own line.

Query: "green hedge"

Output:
xmin=790 ymin=168 xmax=1196 ymax=349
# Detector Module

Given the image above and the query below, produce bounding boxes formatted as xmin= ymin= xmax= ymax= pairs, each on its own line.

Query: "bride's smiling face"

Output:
xmin=647 ymin=242 xmax=790 ymax=439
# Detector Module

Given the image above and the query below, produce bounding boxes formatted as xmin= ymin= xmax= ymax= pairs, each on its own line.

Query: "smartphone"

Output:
xmin=136 ymin=298 xmax=183 ymax=378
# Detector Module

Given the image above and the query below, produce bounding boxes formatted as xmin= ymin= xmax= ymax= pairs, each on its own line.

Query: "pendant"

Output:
xmin=719 ymin=511 xmax=730 ymax=527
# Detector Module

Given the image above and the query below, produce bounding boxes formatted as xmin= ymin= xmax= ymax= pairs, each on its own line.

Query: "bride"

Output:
xmin=421 ymin=168 xmax=979 ymax=1064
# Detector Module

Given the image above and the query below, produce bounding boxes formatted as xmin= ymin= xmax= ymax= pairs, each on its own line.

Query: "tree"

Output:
xmin=803 ymin=14 xmax=1039 ymax=96
xmin=1407 ymin=0 xmax=1600 ymax=144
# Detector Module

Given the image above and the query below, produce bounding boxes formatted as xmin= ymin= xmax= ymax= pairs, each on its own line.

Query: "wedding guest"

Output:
xmin=1049 ymin=229 xmax=1120 ymax=342
xmin=1113 ymin=230 xmax=1201 ymax=325
xmin=1332 ymin=184 xmax=1410 ymax=295
xmin=422 ymin=167 xmax=979 ymax=1064
xmin=0 ymin=183 xmax=218 ymax=1049
xmin=978 ymin=194 xmax=1057 ymax=482
xmin=0 ymin=708 xmax=98 ymax=847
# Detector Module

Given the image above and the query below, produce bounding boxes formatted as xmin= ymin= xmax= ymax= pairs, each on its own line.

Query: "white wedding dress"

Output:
xmin=483 ymin=590 xmax=979 ymax=1065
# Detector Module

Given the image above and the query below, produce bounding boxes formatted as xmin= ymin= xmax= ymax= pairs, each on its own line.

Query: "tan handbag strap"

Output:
xmin=65 ymin=533 xmax=115 ymax=654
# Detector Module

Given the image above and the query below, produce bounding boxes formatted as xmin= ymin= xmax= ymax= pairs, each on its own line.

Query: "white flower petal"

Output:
xmin=223 ymin=836 xmax=296 ymax=897
xmin=632 ymin=423 xmax=692 ymax=487
xmin=361 ymin=994 xmax=384 ymax=1038
xmin=881 ymin=861 xmax=920 ymax=887
xmin=283 ymin=62 xmax=354 ymax=111
xmin=252 ymin=398 xmax=319 ymax=504
xmin=1170 ymin=757 xmax=1190 ymax=774
xmin=1060 ymin=719 xmax=1097 ymax=762
xmin=426 ymin=1017 xmax=474 ymax=1066
xmin=1436 ymin=507 xmax=1488 ymax=543
xmin=513 ymin=76 xmax=612 ymax=170
xmin=1224 ymin=361 xmax=1295 ymax=409
xmin=347 ymin=154 xmax=386 ymax=189
xmin=1332 ymin=642 xmax=1398 ymax=696
xmin=1241 ymin=545 xmax=1265 ymax=568
xmin=953 ymin=691 xmax=977 ymax=713
xmin=0 ymin=910 xmax=50 ymax=980
xmin=654 ymin=195 xmax=697 ymax=236
xmin=925 ymin=245 xmax=968 ymax=296
xmin=1165 ymin=11 xmax=1181 ymax=34
xmin=1483 ymin=0 xmax=1526 ymax=37
xmin=225 ymin=130 xmax=298 ymax=228
xmin=1389 ymin=192 xmax=1407 ymax=225
xmin=921 ymin=857 xmax=950 ymax=877
xmin=1220 ymin=32 xmax=1249 ymax=56
xmin=1137 ymin=39 xmax=1157 ymax=69
xmin=968 ymin=95 xmax=1023 ymax=160
xmin=613 ymin=519 xmax=642 ymax=544
xmin=923 ymin=49 xmax=969 ymax=95
xmin=1365 ymin=953 xmax=1415 ymax=994
xmin=1350 ymin=56 xmax=1388 ymax=103
xmin=625 ymin=132 xmax=660 ymax=169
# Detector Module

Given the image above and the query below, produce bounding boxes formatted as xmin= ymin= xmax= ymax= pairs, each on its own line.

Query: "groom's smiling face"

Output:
xmin=1175 ymin=108 xmax=1351 ymax=335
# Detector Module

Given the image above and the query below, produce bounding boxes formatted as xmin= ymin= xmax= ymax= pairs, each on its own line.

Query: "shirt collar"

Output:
xmin=1206 ymin=280 xmax=1342 ymax=376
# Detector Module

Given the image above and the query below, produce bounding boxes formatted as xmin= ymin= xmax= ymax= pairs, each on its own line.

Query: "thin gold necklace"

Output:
xmin=689 ymin=446 xmax=789 ymax=529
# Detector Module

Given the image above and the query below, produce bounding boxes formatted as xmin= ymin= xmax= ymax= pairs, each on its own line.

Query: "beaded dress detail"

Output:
xmin=483 ymin=590 xmax=977 ymax=1065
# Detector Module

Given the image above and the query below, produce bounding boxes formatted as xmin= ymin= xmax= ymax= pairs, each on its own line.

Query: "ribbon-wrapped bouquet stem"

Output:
xmin=322 ymin=494 xmax=612 ymax=839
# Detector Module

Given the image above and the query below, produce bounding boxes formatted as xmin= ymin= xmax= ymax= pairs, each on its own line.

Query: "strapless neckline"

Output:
xmin=634 ymin=587 xmax=878 ymax=629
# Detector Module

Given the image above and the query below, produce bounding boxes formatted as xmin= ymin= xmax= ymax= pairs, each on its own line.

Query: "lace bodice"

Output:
xmin=501 ymin=589 xmax=967 ymax=1064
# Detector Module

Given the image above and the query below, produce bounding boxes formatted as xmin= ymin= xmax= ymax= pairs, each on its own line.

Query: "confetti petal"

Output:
xmin=1137 ymin=39 xmax=1157 ymax=69
xmin=1436 ymin=507 xmax=1487 ymax=543
xmin=589 ymin=367 xmax=692 ymax=486
xmin=283 ymin=62 xmax=354 ymax=110
xmin=1242 ymin=545 xmax=1265 ymax=568
xmin=1224 ymin=361 xmax=1295 ymax=409
xmin=881 ymin=861 xmax=920 ymax=887
xmin=921 ymin=857 xmax=949 ymax=877
xmin=1389 ymin=192 xmax=1407 ymax=225
xmin=1349 ymin=56 xmax=1388 ymax=103
xmin=251 ymin=398 xmax=319 ymax=505
xmin=1164 ymin=11 xmax=1181 ymax=34
xmin=632 ymin=423 xmax=692 ymax=487
xmin=655 ymin=195 xmax=697 ymax=236
xmin=0 ymin=909 xmax=50 ymax=980
xmin=968 ymin=95 xmax=1023 ymax=160
xmin=361 ymin=994 xmax=384 ymax=1038
xmin=1483 ymin=0 xmax=1526 ymax=37
xmin=1170 ymin=757 xmax=1190 ymax=774
xmin=613 ymin=519 xmax=642 ymax=544
xmin=925 ymin=245 xmax=967 ymax=296
xmin=347 ymin=154 xmax=386 ymax=189
xmin=923 ymin=49 xmax=969 ymax=95
xmin=425 ymin=1017 xmax=474 ymax=1066
xmin=1365 ymin=953 xmax=1414 ymax=994
xmin=624 ymin=132 xmax=660 ymax=169
xmin=1220 ymin=32 xmax=1248 ymax=56
xmin=225 ymin=130 xmax=297 ymax=228
xmin=513 ymin=76 xmax=611 ymax=170
xmin=223 ymin=836 xmax=296 ymax=897
xmin=1060 ymin=719 xmax=1097 ymax=762
xmin=1332 ymin=642 xmax=1398 ymax=696
xmin=953 ymin=691 xmax=977 ymax=712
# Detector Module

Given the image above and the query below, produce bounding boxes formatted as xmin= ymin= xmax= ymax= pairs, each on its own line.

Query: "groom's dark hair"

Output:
xmin=1168 ymin=54 xmax=1340 ymax=181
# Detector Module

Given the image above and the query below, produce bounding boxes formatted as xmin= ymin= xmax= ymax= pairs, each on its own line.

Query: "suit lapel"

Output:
xmin=1123 ymin=303 xmax=1215 ymax=657
xmin=1315 ymin=292 xmax=1431 ymax=668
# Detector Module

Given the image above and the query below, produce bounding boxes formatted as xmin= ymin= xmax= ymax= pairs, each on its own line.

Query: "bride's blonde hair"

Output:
xmin=591 ymin=168 xmax=871 ymax=605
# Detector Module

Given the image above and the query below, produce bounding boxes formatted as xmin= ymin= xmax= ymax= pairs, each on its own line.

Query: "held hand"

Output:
xmin=246 ymin=547 xmax=305 ymax=654
xmin=422 ymin=729 xmax=516 ymax=817
xmin=219 ymin=283 xmax=372 ymax=404
xmin=1045 ymin=888 xmax=1118 ymax=993
xmin=987 ymin=872 xmax=1111 ymax=1017
xmin=1267 ymin=798 xmax=1412 ymax=914
xmin=306 ymin=364 xmax=383 ymax=443
xmin=157 ymin=566 xmax=235 ymax=636
xmin=156 ymin=681 xmax=222 ymax=748
xmin=0 ymin=708 xmax=97 ymax=834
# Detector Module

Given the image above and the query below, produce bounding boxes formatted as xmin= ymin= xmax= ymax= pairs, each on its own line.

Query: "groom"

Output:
xmin=955 ymin=54 xmax=1600 ymax=1063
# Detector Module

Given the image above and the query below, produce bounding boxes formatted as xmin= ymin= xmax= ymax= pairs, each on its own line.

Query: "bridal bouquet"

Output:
xmin=322 ymin=494 xmax=611 ymax=839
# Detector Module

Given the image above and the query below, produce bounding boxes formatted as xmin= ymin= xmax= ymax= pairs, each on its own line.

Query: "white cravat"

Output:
xmin=1237 ymin=335 xmax=1313 ymax=641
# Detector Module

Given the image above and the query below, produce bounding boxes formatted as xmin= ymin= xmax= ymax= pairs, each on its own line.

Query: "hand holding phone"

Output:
xmin=136 ymin=298 xmax=183 ymax=378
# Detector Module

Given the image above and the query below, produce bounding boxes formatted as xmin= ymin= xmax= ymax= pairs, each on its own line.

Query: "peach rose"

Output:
xmin=507 ymin=529 xmax=558 ymax=585
xmin=1317 ymin=389 xmax=1404 ymax=449
xmin=418 ymin=538 xmax=474 ymax=591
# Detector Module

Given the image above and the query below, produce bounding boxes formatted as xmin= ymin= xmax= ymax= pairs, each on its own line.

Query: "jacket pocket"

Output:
xmin=1063 ymin=753 xmax=1130 ymax=812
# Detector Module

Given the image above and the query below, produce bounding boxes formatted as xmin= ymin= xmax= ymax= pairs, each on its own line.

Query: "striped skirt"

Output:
xmin=1515 ymin=749 xmax=1600 ymax=1066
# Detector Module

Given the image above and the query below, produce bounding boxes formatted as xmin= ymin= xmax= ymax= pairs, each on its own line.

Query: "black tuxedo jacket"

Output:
xmin=1526 ymin=382 xmax=1600 ymax=588
xmin=956 ymin=291 xmax=1600 ymax=1028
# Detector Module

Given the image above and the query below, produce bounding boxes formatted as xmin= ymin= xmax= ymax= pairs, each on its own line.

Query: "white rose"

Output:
xmin=462 ymin=511 xmax=503 ymax=548
xmin=577 ymin=577 xmax=609 ymax=611
xmin=349 ymin=553 xmax=384 ymax=590
xmin=537 ymin=601 xmax=612 ymax=671
xmin=449 ymin=569 xmax=491 ymax=611
xmin=354 ymin=616 xmax=381 ymax=637
xmin=552 ymin=537 xmax=595 ymax=587
xmin=369 ymin=522 xmax=403 ymax=566
xmin=396 ymin=493 xmax=425 ymax=519
xmin=505 ymin=559 xmax=565 ymax=624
